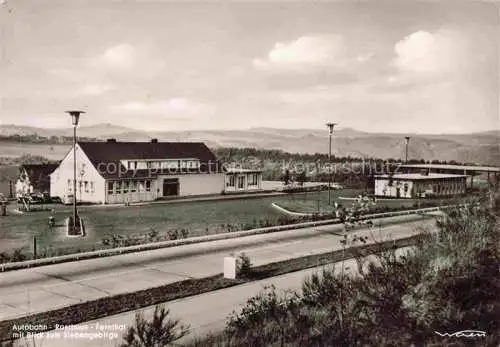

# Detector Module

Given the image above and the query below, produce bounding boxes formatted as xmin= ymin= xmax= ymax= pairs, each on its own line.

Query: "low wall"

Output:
xmin=0 ymin=205 xmax=455 ymax=272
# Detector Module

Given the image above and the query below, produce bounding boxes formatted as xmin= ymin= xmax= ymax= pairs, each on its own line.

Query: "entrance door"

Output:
xmin=162 ymin=178 xmax=179 ymax=196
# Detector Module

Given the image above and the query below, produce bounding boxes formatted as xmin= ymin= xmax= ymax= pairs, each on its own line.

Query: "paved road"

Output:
xmin=0 ymin=214 xmax=432 ymax=322
xmin=17 ymin=248 xmax=413 ymax=347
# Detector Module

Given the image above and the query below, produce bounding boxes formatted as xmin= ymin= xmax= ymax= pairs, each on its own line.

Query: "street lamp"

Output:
xmin=326 ymin=122 xmax=337 ymax=205
xmin=66 ymin=110 xmax=84 ymax=235
xmin=404 ymin=136 xmax=410 ymax=164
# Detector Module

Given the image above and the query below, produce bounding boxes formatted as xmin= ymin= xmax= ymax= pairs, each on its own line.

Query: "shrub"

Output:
xmin=119 ymin=305 xmax=189 ymax=347
xmin=180 ymin=228 xmax=189 ymax=239
xmin=167 ymin=229 xmax=179 ymax=240
xmin=148 ymin=228 xmax=159 ymax=242
xmin=0 ymin=252 xmax=10 ymax=264
xmin=237 ymin=253 xmax=252 ymax=278
xmin=11 ymin=249 xmax=26 ymax=262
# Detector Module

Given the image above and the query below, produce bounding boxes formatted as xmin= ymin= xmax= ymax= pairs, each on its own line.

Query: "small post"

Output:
xmin=224 ymin=254 xmax=237 ymax=279
xmin=326 ymin=122 xmax=337 ymax=205
xmin=33 ymin=236 xmax=37 ymax=259
xmin=317 ymin=185 xmax=320 ymax=214
xmin=404 ymin=136 xmax=410 ymax=164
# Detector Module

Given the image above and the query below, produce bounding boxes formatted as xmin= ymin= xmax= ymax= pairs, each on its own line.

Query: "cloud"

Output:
xmin=392 ymin=30 xmax=461 ymax=75
xmin=79 ymin=83 xmax=114 ymax=95
xmin=115 ymin=98 xmax=207 ymax=116
xmin=253 ymin=35 xmax=346 ymax=70
xmin=356 ymin=52 xmax=375 ymax=63
xmin=253 ymin=35 xmax=371 ymax=90
xmin=93 ymin=43 xmax=136 ymax=70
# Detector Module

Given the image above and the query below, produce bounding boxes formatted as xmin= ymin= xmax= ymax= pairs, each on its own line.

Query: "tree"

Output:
xmin=282 ymin=169 xmax=290 ymax=186
xmin=296 ymin=170 xmax=307 ymax=187
xmin=120 ymin=305 xmax=189 ymax=347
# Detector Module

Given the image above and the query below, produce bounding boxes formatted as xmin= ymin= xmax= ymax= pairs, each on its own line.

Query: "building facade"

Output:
xmin=50 ymin=140 xmax=227 ymax=204
xmin=224 ymin=169 xmax=263 ymax=193
xmin=50 ymin=140 xmax=263 ymax=204
xmin=374 ymin=173 xmax=467 ymax=198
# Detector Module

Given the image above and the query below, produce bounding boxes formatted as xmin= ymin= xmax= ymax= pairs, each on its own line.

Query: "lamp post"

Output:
xmin=66 ymin=110 xmax=84 ymax=234
xmin=326 ymin=122 xmax=337 ymax=205
xmin=404 ymin=136 xmax=410 ymax=164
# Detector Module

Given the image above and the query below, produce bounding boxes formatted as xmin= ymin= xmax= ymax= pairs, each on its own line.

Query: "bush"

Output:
xmin=11 ymin=249 xmax=26 ymax=262
xmin=237 ymin=253 xmax=252 ymax=278
xmin=0 ymin=252 xmax=10 ymax=264
xmin=167 ymin=229 xmax=179 ymax=240
xmin=119 ymin=305 xmax=189 ymax=347
xmin=148 ymin=228 xmax=159 ymax=242
xmin=180 ymin=228 xmax=189 ymax=239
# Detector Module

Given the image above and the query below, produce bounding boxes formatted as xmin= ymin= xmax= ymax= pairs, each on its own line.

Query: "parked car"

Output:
xmin=62 ymin=194 xmax=74 ymax=205
xmin=50 ymin=196 xmax=62 ymax=204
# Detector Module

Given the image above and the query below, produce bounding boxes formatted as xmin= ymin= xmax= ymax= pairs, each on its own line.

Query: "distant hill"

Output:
xmin=0 ymin=124 xmax=498 ymax=165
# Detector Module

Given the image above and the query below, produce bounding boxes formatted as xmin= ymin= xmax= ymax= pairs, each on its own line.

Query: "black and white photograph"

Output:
xmin=0 ymin=0 xmax=499 ymax=346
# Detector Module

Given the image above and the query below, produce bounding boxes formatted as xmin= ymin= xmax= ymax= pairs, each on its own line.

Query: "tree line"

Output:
xmin=0 ymin=134 xmax=99 ymax=144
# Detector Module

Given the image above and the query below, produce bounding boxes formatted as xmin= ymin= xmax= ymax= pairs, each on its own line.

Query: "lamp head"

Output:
xmin=326 ymin=122 xmax=337 ymax=134
xmin=404 ymin=136 xmax=410 ymax=144
xmin=66 ymin=110 xmax=85 ymax=126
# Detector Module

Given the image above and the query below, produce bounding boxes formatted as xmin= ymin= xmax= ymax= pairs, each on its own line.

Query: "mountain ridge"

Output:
xmin=0 ymin=123 xmax=498 ymax=165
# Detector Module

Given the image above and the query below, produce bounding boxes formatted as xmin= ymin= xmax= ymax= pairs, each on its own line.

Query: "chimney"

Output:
xmin=106 ymin=138 xmax=117 ymax=143
xmin=151 ymin=138 xmax=158 ymax=143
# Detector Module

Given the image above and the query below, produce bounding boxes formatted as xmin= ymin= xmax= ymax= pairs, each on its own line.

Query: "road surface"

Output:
xmin=15 ymin=248 xmax=413 ymax=347
xmin=0 ymin=214 xmax=432 ymax=322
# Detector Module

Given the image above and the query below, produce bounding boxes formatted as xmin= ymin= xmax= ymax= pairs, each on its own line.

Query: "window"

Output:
xmin=146 ymin=180 xmax=151 ymax=192
xmin=67 ymin=179 xmax=71 ymax=187
xmin=138 ymin=181 xmax=145 ymax=192
xmin=237 ymin=176 xmax=245 ymax=189
xmin=90 ymin=182 xmax=95 ymax=193
xmin=248 ymin=174 xmax=258 ymax=186
xmin=123 ymin=181 xmax=129 ymax=194
xmin=227 ymin=175 xmax=235 ymax=187
xmin=107 ymin=182 xmax=114 ymax=195
xmin=84 ymin=181 xmax=89 ymax=193
xmin=130 ymin=181 xmax=137 ymax=192
xmin=188 ymin=160 xmax=199 ymax=169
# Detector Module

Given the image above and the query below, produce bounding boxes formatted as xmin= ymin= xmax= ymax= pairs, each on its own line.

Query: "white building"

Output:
xmin=374 ymin=173 xmax=467 ymax=199
xmin=224 ymin=168 xmax=263 ymax=193
xmin=50 ymin=139 xmax=232 ymax=204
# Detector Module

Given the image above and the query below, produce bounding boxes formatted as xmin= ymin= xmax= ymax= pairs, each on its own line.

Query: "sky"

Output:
xmin=0 ymin=0 xmax=498 ymax=133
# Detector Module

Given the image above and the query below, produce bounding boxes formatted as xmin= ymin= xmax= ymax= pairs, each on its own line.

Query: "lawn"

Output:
xmin=0 ymin=192 xmax=337 ymax=254
xmin=277 ymin=190 xmax=463 ymax=214
xmin=0 ymin=188 xmax=460 ymax=257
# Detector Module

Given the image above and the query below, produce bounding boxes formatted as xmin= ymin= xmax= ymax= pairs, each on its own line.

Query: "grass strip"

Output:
xmin=0 ymin=233 xmax=425 ymax=342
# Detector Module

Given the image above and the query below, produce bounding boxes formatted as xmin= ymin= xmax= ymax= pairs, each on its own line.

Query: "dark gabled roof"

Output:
xmin=20 ymin=164 xmax=59 ymax=192
xmin=78 ymin=141 xmax=221 ymax=179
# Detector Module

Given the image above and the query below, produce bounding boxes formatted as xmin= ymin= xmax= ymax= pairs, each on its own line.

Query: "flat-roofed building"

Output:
xmin=374 ymin=172 xmax=467 ymax=199
xmin=224 ymin=168 xmax=263 ymax=193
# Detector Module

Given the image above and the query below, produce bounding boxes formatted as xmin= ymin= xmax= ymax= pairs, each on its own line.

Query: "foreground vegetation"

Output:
xmin=121 ymin=197 xmax=499 ymax=346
